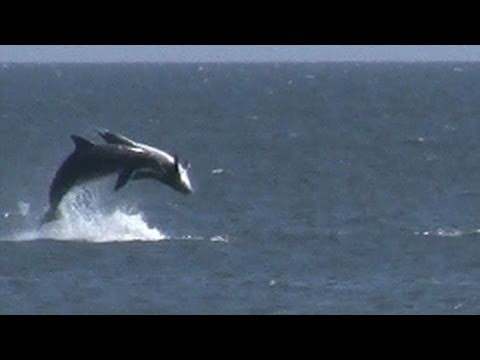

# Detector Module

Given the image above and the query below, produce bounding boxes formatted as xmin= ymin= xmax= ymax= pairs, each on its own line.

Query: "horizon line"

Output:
xmin=1 ymin=60 xmax=479 ymax=65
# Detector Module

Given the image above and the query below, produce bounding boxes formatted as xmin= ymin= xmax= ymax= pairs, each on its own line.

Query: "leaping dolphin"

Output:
xmin=41 ymin=133 xmax=193 ymax=225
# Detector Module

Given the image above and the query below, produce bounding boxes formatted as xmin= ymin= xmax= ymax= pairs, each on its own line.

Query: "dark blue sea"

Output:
xmin=1 ymin=62 xmax=480 ymax=314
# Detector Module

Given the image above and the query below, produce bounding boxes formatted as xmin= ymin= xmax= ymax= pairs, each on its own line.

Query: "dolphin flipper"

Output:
xmin=114 ymin=168 xmax=135 ymax=191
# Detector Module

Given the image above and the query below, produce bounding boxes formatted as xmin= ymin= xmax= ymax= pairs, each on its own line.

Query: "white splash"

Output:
xmin=11 ymin=187 xmax=165 ymax=243
xmin=18 ymin=201 xmax=30 ymax=216
xmin=415 ymin=227 xmax=471 ymax=238
xmin=433 ymin=228 xmax=464 ymax=237
xmin=210 ymin=235 xmax=229 ymax=243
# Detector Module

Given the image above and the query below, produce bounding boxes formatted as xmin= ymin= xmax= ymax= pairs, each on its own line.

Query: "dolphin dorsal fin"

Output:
xmin=97 ymin=130 xmax=137 ymax=147
xmin=71 ymin=135 xmax=94 ymax=152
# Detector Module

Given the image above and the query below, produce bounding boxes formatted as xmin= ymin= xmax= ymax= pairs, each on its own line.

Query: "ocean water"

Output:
xmin=1 ymin=62 xmax=480 ymax=314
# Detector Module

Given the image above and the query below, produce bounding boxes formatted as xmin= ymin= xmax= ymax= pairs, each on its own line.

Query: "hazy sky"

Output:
xmin=1 ymin=45 xmax=480 ymax=63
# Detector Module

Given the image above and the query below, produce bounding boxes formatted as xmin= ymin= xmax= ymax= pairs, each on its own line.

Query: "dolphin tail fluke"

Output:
xmin=40 ymin=207 xmax=63 ymax=226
